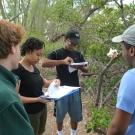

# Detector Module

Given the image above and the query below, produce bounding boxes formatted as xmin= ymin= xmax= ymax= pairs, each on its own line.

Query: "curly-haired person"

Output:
xmin=12 ymin=37 xmax=60 ymax=135
xmin=0 ymin=19 xmax=34 ymax=135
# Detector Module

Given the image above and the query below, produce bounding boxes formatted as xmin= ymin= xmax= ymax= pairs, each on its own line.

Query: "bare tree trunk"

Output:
xmin=13 ymin=0 xmax=17 ymax=23
xmin=102 ymin=79 xmax=120 ymax=106
xmin=29 ymin=0 xmax=40 ymax=31
xmin=10 ymin=12 xmax=23 ymax=22
xmin=114 ymin=0 xmax=128 ymax=28
xmin=95 ymin=52 xmax=122 ymax=107
xmin=21 ymin=0 xmax=31 ymax=29
xmin=0 ymin=0 xmax=6 ymax=19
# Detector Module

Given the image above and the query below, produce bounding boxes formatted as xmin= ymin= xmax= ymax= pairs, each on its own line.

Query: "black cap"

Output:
xmin=65 ymin=29 xmax=80 ymax=43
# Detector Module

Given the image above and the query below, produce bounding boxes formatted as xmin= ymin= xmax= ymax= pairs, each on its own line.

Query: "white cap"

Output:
xmin=112 ymin=24 xmax=135 ymax=46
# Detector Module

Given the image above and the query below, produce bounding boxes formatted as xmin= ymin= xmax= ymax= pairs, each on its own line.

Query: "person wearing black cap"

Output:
xmin=42 ymin=29 xmax=88 ymax=135
xmin=107 ymin=25 xmax=135 ymax=135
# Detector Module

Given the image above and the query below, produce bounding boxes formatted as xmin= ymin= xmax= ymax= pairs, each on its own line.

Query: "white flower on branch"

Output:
xmin=107 ymin=48 xmax=118 ymax=58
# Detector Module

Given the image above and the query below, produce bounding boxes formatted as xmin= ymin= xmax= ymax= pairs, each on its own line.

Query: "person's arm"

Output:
xmin=15 ymin=80 xmax=49 ymax=104
xmin=42 ymin=57 xmax=74 ymax=67
xmin=78 ymin=65 xmax=88 ymax=73
xmin=42 ymin=58 xmax=64 ymax=67
xmin=19 ymin=95 xmax=49 ymax=104
xmin=106 ymin=108 xmax=132 ymax=135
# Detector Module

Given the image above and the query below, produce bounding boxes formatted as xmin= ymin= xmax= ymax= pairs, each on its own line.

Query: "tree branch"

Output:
xmin=9 ymin=12 xmax=23 ymax=22
xmin=50 ymin=34 xmax=64 ymax=42
xmin=102 ymin=79 xmax=120 ymax=106
xmin=114 ymin=0 xmax=128 ymax=28
xmin=82 ymin=7 xmax=100 ymax=24
xmin=81 ymin=73 xmax=96 ymax=77
xmin=0 ymin=0 xmax=6 ymax=19
xmin=107 ymin=24 xmax=116 ymax=40
xmin=82 ymin=0 xmax=108 ymax=24
xmin=95 ymin=52 xmax=122 ymax=107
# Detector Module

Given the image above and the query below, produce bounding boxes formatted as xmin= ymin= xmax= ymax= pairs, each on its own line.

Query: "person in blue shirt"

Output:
xmin=107 ymin=25 xmax=135 ymax=135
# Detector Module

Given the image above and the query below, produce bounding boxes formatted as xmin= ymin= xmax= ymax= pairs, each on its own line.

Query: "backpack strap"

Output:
xmin=54 ymin=50 xmax=57 ymax=60
xmin=74 ymin=50 xmax=81 ymax=59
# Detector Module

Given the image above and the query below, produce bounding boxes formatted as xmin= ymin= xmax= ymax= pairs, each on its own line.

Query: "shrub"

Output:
xmin=85 ymin=103 xmax=112 ymax=133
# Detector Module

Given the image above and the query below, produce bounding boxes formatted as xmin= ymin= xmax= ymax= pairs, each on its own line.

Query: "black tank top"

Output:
xmin=12 ymin=63 xmax=45 ymax=114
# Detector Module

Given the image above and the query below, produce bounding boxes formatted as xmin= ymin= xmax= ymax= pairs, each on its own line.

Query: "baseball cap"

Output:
xmin=65 ymin=29 xmax=80 ymax=43
xmin=112 ymin=24 xmax=135 ymax=46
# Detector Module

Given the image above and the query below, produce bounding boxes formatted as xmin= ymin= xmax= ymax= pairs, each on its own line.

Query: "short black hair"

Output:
xmin=21 ymin=37 xmax=45 ymax=56
xmin=122 ymin=41 xmax=133 ymax=50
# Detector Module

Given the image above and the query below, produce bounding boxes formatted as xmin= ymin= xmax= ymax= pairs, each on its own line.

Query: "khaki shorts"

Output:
xmin=54 ymin=91 xmax=83 ymax=123
xmin=28 ymin=105 xmax=47 ymax=135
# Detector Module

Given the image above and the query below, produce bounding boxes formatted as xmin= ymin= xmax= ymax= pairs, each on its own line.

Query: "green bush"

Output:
xmin=86 ymin=103 xmax=112 ymax=133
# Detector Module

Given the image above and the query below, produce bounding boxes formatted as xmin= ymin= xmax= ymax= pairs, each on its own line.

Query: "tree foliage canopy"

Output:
xmin=0 ymin=0 xmax=135 ymax=108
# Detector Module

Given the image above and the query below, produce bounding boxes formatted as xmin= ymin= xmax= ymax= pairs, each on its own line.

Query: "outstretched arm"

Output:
xmin=19 ymin=95 xmax=49 ymax=104
xmin=42 ymin=58 xmax=64 ymax=67
xmin=106 ymin=108 xmax=132 ymax=135
xmin=42 ymin=57 xmax=74 ymax=67
xmin=15 ymin=80 xmax=49 ymax=104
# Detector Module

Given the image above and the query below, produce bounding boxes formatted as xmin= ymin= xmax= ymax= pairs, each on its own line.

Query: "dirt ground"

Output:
xmin=43 ymin=90 xmax=100 ymax=135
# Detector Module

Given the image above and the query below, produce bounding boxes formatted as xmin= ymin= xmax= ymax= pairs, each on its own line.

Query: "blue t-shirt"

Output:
xmin=116 ymin=68 xmax=135 ymax=135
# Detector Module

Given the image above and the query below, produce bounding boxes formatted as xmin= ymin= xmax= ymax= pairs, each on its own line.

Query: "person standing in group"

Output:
xmin=0 ymin=19 xmax=34 ymax=135
xmin=12 ymin=37 xmax=60 ymax=135
xmin=42 ymin=29 xmax=88 ymax=135
xmin=106 ymin=25 xmax=135 ymax=135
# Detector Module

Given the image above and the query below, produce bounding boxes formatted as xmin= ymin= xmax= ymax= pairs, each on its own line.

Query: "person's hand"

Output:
xmin=38 ymin=96 xmax=51 ymax=104
xmin=63 ymin=57 xmax=74 ymax=65
xmin=53 ymin=79 xmax=60 ymax=87
xmin=70 ymin=65 xmax=83 ymax=70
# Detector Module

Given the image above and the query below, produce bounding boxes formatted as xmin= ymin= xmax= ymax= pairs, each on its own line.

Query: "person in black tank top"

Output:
xmin=42 ymin=29 xmax=88 ymax=135
xmin=12 ymin=37 xmax=60 ymax=135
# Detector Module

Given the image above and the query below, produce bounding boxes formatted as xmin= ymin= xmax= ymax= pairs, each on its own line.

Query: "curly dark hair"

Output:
xmin=21 ymin=37 xmax=45 ymax=56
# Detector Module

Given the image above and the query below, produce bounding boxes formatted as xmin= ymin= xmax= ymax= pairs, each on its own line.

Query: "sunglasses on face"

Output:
xmin=67 ymin=40 xmax=78 ymax=47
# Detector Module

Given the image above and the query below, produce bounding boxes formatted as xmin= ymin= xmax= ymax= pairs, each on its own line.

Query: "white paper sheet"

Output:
xmin=70 ymin=62 xmax=88 ymax=66
xmin=68 ymin=66 xmax=77 ymax=73
xmin=44 ymin=82 xmax=80 ymax=99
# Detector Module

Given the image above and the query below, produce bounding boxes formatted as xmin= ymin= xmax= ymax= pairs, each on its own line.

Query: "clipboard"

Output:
xmin=40 ymin=82 xmax=80 ymax=101
xmin=40 ymin=89 xmax=79 ymax=100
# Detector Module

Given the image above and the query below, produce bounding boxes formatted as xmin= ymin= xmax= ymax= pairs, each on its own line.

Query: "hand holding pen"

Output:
xmin=63 ymin=56 xmax=74 ymax=65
